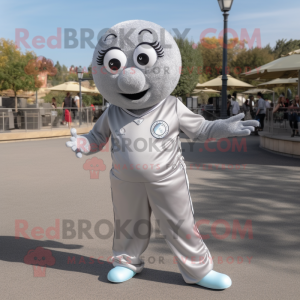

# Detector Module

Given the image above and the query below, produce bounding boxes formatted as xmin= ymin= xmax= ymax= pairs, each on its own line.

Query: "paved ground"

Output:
xmin=1 ymin=135 xmax=300 ymax=300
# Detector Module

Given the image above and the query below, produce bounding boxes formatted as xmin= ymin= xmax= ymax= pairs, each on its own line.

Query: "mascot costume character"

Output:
xmin=66 ymin=20 xmax=258 ymax=289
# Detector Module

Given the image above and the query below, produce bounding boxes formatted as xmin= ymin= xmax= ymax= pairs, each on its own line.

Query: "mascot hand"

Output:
xmin=66 ymin=128 xmax=90 ymax=158
xmin=211 ymin=113 xmax=259 ymax=140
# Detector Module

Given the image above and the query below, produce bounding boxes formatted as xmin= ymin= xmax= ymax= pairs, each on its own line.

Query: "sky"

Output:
xmin=1 ymin=0 xmax=300 ymax=69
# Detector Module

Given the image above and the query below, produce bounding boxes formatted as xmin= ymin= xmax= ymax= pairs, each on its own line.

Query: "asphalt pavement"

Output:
xmin=1 ymin=135 xmax=300 ymax=300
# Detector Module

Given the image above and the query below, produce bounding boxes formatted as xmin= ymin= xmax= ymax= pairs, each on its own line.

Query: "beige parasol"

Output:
xmin=257 ymin=78 xmax=298 ymax=88
xmin=242 ymin=88 xmax=274 ymax=94
xmin=47 ymin=81 xmax=100 ymax=94
xmin=192 ymin=88 xmax=221 ymax=94
xmin=197 ymin=75 xmax=254 ymax=90
xmin=242 ymin=88 xmax=275 ymax=102
xmin=242 ymin=49 xmax=300 ymax=92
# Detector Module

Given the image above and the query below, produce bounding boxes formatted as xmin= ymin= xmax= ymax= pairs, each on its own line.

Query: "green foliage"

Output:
xmin=231 ymin=47 xmax=275 ymax=84
xmin=172 ymin=38 xmax=203 ymax=99
xmin=88 ymin=93 xmax=103 ymax=106
xmin=0 ymin=38 xmax=40 ymax=100
xmin=43 ymin=91 xmax=65 ymax=106
xmin=273 ymin=39 xmax=300 ymax=58
xmin=80 ymin=93 xmax=102 ymax=106
xmin=48 ymin=61 xmax=73 ymax=86
xmin=198 ymin=37 xmax=243 ymax=80
xmin=198 ymin=36 xmax=276 ymax=85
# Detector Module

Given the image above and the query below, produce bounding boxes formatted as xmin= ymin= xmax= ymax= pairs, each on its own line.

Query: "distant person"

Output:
xmin=232 ymin=92 xmax=237 ymax=101
xmin=293 ymin=95 xmax=299 ymax=107
xmin=282 ymin=96 xmax=289 ymax=108
xmin=231 ymin=96 xmax=240 ymax=116
xmin=243 ymin=100 xmax=251 ymax=120
xmin=294 ymin=95 xmax=300 ymax=121
xmin=279 ymin=93 xmax=289 ymax=106
xmin=61 ymin=92 xmax=72 ymax=125
xmin=71 ymin=96 xmax=77 ymax=120
xmin=249 ymin=95 xmax=255 ymax=118
xmin=285 ymin=98 xmax=290 ymax=107
xmin=256 ymin=92 xmax=266 ymax=131
xmin=249 ymin=95 xmax=254 ymax=106
xmin=227 ymin=94 xmax=232 ymax=116
xmin=51 ymin=97 xmax=57 ymax=109
xmin=288 ymin=100 xmax=299 ymax=137
xmin=253 ymin=100 xmax=258 ymax=134
xmin=64 ymin=109 xmax=72 ymax=129
xmin=253 ymin=100 xmax=258 ymax=113
xmin=62 ymin=92 xmax=72 ymax=108
xmin=273 ymin=96 xmax=286 ymax=113
xmin=265 ymin=98 xmax=271 ymax=109
xmin=72 ymin=93 xmax=80 ymax=123
xmin=294 ymin=95 xmax=300 ymax=124
xmin=74 ymin=93 xmax=80 ymax=109
xmin=91 ymin=103 xmax=96 ymax=122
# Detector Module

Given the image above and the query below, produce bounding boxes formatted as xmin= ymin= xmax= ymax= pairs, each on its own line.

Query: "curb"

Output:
xmin=0 ymin=126 xmax=93 ymax=143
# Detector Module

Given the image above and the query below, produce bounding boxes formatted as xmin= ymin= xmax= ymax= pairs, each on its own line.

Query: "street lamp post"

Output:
xmin=77 ymin=67 xmax=83 ymax=126
xmin=218 ymin=0 xmax=234 ymax=119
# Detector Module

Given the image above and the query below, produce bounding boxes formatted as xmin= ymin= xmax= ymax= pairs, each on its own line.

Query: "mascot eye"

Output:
xmin=99 ymin=48 xmax=127 ymax=74
xmin=133 ymin=44 xmax=159 ymax=69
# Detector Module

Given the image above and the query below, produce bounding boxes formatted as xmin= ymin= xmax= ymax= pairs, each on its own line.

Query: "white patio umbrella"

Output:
xmin=257 ymin=78 xmax=298 ymax=88
xmin=242 ymin=88 xmax=274 ymax=94
xmin=192 ymin=88 xmax=221 ymax=94
xmin=47 ymin=81 xmax=100 ymax=94
xmin=197 ymin=75 xmax=254 ymax=91
xmin=258 ymin=78 xmax=299 ymax=100
xmin=242 ymin=88 xmax=275 ymax=103
xmin=242 ymin=49 xmax=300 ymax=93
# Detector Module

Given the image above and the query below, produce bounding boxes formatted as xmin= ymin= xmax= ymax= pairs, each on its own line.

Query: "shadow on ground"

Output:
xmin=180 ymin=134 xmax=300 ymax=167
xmin=173 ymin=136 xmax=300 ymax=275
xmin=0 ymin=236 xmax=192 ymax=286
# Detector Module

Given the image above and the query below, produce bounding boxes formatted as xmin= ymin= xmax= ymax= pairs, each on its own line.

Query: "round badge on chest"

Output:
xmin=150 ymin=120 xmax=169 ymax=139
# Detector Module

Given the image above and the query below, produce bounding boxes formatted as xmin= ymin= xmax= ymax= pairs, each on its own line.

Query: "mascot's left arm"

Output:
xmin=176 ymin=99 xmax=259 ymax=142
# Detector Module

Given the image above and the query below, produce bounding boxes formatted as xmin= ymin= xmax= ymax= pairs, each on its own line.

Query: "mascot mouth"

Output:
xmin=120 ymin=89 xmax=149 ymax=100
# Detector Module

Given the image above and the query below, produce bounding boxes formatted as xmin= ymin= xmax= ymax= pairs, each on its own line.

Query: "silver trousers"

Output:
xmin=110 ymin=162 xmax=213 ymax=284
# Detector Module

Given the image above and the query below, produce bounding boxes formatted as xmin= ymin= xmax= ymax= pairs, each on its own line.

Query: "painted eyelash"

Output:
xmin=140 ymin=41 xmax=164 ymax=57
xmin=96 ymin=41 xmax=165 ymax=66
xmin=96 ymin=47 xmax=120 ymax=66
xmin=96 ymin=50 xmax=108 ymax=66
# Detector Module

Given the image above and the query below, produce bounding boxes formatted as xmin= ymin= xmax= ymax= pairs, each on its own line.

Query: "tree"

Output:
xmin=24 ymin=56 xmax=57 ymax=88
xmin=37 ymin=56 xmax=57 ymax=75
xmin=198 ymin=37 xmax=245 ymax=81
xmin=172 ymin=38 xmax=203 ymax=99
xmin=0 ymin=38 xmax=42 ymax=111
xmin=231 ymin=47 xmax=275 ymax=84
xmin=272 ymin=39 xmax=300 ymax=58
xmin=48 ymin=62 xmax=70 ymax=86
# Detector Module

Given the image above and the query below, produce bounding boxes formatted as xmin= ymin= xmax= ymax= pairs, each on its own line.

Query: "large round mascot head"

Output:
xmin=92 ymin=20 xmax=182 ymax=110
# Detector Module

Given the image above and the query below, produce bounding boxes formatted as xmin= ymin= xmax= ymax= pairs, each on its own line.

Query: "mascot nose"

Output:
xmin=117 ymin=68 xmax=146 ymax=94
